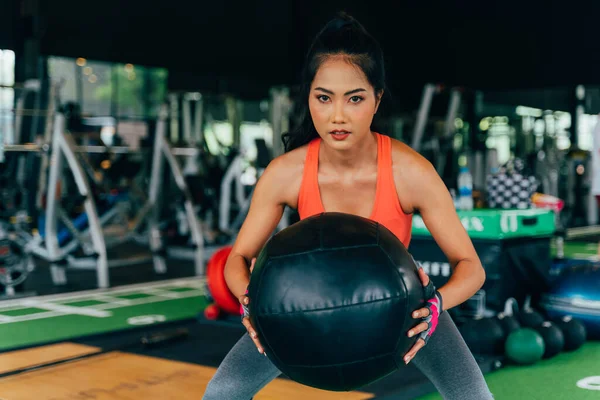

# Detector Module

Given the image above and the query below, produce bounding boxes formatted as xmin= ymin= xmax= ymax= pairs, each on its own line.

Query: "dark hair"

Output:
xmin=282 ymin=13 xmax=388 ymax=153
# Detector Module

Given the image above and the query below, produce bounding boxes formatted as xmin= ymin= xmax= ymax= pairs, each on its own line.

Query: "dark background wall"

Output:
xmin=2 ymin=0 xmax=600 ymax=106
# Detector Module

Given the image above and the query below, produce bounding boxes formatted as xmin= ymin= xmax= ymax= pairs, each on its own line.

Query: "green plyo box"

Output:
xmin=411 ymin=208 xmax=556 ymax=239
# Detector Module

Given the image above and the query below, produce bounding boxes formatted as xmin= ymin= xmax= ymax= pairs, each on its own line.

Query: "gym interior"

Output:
xmin=0 ymin=2 xmax=599 ymax=399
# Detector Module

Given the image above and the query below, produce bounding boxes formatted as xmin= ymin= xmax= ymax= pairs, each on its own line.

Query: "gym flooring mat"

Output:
xmin=0 ymin=346 xmax=375 ymax=400
xmin=552 ymin=240 xmax=599 ymax=261
xmin=1 ymin=265 xmax=597 ymax=399
xmin=0 ymin=277 xmax=207 ymax=351
xmin=0 ymin=325 xmax=596 ymax=400
xmin=415 ymin=341 xmax=600 ymax=400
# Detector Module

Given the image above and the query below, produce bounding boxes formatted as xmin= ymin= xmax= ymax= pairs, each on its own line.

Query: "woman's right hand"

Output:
xmin=239 ymin=258 xmax=266 ymax=355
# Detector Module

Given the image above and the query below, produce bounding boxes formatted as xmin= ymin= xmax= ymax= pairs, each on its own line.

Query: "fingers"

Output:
xmin=403 ymin=339 xmax=425 ymax=364
xmin=418 ymin=267 xmax=430 ymax=286
xmin=238 ymin=294 xmax=249 ymax=306
xmin=412 ymin=307 xmax=430 ymax=319
xmin=242 ymin=316 xmax=265 ymax=354
xmin=407 ymin=321 xmax=430 ymax=338
xmin=249 ymin=258 xmax=256 ymax=273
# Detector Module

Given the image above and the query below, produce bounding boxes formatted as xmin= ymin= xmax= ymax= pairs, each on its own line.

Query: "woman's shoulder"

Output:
xmin=257 ymin=144 xmax=308 ymax=206
xmin=260 ymin=144 xmax=308 ymax=186
xmin=388 ymin=136 xmax=425 ymax=163
xmin=269 ymin=144 xmax=309 ymax=171
xmin=387 ymin=135 xmax=436 ymax=179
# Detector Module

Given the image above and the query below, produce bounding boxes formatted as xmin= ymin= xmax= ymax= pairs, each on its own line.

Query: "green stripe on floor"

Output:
xmin=0 ymin=278 xmax=209 ymax=351
xmin=416 ymin=342 xmax=600 ymax=400
xmin=1 ymin=308 xmax=48 ymax=317
xmin=63 ymin=300 xmax=109 ymax=307
xmin=552 ymin=240 xmax=599 ymax=261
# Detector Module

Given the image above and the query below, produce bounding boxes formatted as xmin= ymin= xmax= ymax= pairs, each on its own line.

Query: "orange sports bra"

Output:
xmin=297 ymin=133 xmax=413 ymax=247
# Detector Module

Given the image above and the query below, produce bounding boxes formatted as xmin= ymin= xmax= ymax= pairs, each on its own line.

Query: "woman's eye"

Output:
xmin=317 ymin=95 xmax=330 ymax=102
xmin=350 ymin=96 xmax=363 ymax=103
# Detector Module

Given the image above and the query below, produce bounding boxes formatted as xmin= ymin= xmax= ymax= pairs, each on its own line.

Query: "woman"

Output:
xmin=203 ymin=13 xmax=493 ymax=400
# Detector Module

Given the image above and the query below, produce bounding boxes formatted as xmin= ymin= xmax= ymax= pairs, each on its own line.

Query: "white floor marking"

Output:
xmin=19 ymin=300 xmax=112 ymax=318
xmin=0 ymin=278 xmax=207 ymax=325
xmin=0 ymin=276 xmax=206 ymax=309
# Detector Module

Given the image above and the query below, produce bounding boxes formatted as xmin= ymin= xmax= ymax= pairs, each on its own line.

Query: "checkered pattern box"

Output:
xmin=486 ymin=158 xmax=538 ymax=209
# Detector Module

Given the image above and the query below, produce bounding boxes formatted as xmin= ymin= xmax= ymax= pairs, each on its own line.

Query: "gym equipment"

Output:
xmin=219 ymin=138 xmax=290 ymax=235
xmin=410 ymin=208 xmax=555 ymax=311
xmin=411 ymin=84 xmax=463 ymax=182
xmin=146 ymin=104 xmax=208 ymax=279
xmin=534 ymin=321 xmax=565 ymax=359
xmin=3 ymin=86 xmax=210 ymax=288
xmin=540 ymin=264 xmax=600 ymax=339
xmin=248 ymin=212 xmax=427 ymax=391
xmin=16 ymin=111 xmax=155 ymax=288
xmin=0 ymin=222 xmax=35 ymax=298
xmin=459 ymin=317 xmax=505 ymax=355
xmin=203 ymin=304 xmax=222 ymax=320
xmin=505 ymin=328 xmax=545 ymax=365
xmin=205 ymin=245 xmax=241 ymax=317
xmin=269 ymin=86 xmax=292 ymax=158
xmin=162 ymin=92 xmax=245 ymax=263
xmin=561 ymin=148 xmax=592 ymax=228
xmin=518 ymin=309 xmax=545 ymax=329
xmin=553 ymin=316 xmax=587 ymax=351
xmin=457 ymin=290 xmax=489 ymax=318
xmin=495 ymin=298 xmax=521 ymax=339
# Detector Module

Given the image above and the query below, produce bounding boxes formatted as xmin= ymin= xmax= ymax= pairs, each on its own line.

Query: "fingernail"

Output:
xmin=244 ymin=298 xmax=249 ymax=305
xmin=408 ymin=331 xmax=414 ymax=337
xmin=406 ymin=357 xmax=412 ymax=364
xmin=404 ymin=356 xmax=410 ymax=364
xmin=258 ymin=348 xmax=263 ymax=354
xmin=413 ymin=312 xmax=419 ymax=318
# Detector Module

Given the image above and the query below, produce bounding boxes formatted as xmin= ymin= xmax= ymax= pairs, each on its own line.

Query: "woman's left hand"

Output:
xmin=403 ymin=267 xmax=443 ymax=365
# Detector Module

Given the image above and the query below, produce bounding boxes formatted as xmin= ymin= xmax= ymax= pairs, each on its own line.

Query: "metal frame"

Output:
xmin=43 ymin=113 xmax=109 ymax=287
xmin=147 ymin=105 xmax=205 ymax=277
xmin=219 ymin=151 xmax=289 ymax=234
xmin=219 ymin=154 xmax=249 ymax=233
xmin=270 ymin=87 xmax=291 ymax=157
xmin=436 ymin=88 xmax=462 ymax=176
xmin=5 ymin=102 xmax=206 ymax=289
xmin=182 ymin=92 xmax=204 ymax=146
xmin=411 ymin=83 xmax=438 ymax=152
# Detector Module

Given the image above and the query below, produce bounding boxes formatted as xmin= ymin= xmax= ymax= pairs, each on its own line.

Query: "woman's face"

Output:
xmin=309 ymin=56 xmax=381 ymax=150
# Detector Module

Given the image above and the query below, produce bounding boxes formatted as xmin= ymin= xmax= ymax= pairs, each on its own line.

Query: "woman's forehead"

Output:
xmin=312 ymin=59 xmax=371 ymax=90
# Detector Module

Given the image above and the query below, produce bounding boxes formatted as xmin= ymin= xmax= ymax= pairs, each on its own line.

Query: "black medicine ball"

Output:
xmin=248 ymin=212 xmax=428 ymax=391
xmin=535 ymin=321 xmax=565 ymax=359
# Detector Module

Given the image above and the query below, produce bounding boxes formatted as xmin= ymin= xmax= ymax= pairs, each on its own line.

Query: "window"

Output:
xmin=47 ymin=56 xmax=77 ymax=104
xmin=81 ymin=60 xmax=112 ymax=116
xmin=47 ymin=57 xmax=168 ymax=120
xmin=0 ymin=49 xmax=15 ymax=150
xmin=115 ymin=63 xmax=144 ymax=118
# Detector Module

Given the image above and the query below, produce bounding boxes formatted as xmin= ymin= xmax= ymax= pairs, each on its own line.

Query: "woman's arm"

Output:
xmin=398 ymin=148 xmax=485 ymax=311
xmin=224 ymin=155 xmax=298 ymax=299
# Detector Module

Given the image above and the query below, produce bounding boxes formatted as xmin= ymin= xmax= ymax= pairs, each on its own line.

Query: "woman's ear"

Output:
xmin=374 ymin=90 xmax=384 ymax=114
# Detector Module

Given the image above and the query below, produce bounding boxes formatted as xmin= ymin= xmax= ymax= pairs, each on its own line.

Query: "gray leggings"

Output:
xmin=203 ymin=313 xmax=494 ymax=399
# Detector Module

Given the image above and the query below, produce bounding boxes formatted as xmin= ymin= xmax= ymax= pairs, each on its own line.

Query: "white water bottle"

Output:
xmin=457 ymin=166 xmax=474 ymax=210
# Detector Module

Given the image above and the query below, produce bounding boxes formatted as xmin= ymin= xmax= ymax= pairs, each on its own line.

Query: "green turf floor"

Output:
xmin=552 ymin=240 xmax=599 ymax=261
xmin=416 ymin=341 xmax=600 ymax=400
xmin=0 ymin=278 xmax=208 ymax=351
